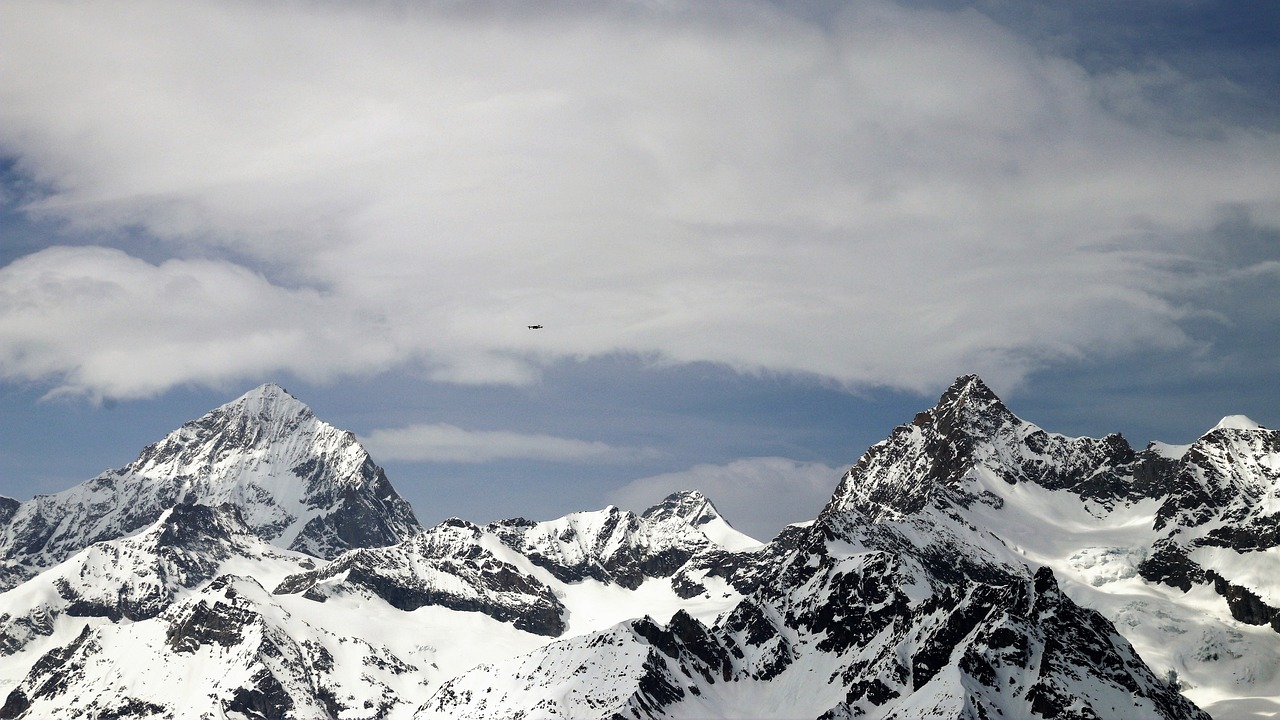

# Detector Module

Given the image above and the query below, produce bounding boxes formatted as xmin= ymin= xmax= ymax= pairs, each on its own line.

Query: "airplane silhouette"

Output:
xmin=528 ymin=325 xmax=543 ymax=329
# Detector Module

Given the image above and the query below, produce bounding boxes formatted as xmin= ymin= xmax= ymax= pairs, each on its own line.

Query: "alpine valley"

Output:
xmin=1 ymin=377 xmax=1277 ymax=719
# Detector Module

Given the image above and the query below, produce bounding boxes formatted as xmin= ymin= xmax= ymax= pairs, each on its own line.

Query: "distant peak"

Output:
xmin=669 ymin=489 xmax=710 ymax=503
xmin=913 ymin=374 xmax=1013 ymax=433
xmin=642 ymin=490 xmax=722 ymax=527
xmin=1212 ymin=415 xmax=1265 ymax=432
xmin=239 ymin=382 xmax=295 ymax=402
xmin=220 ymin=383 xmax=312 ymax=419
xmin=940 ymin=374 xmax=1000 ymax=406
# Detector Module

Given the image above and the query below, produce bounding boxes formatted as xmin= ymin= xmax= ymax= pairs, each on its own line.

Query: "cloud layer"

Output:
xmin=360 ymin=422 xmax=645 ymax=464
xmin=0 ymin=247 xmax=400 ymax=400
xmin=1 ymin=0 xmax=1278 ymax=399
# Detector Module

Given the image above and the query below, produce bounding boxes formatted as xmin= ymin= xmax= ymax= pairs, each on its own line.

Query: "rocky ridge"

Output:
xmin=273 ymin=490 xmax=758 ymax=637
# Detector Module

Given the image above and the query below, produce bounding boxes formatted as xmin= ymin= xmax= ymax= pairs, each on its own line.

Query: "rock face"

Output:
xmin=487 ymin=490 xmax=758 ymax=591
xmin=274 ymin=517 xmax=570 ymax=637
xmin=1142 ymin=418 xmax=1280 ymax=585
xmin=421 ymin=562 xmax=1204 ymax=720
xmin=8 ymin=376 xmax=1280 ymax=718
xmin=0 ymin=384 xmax=420 ymax=590
xmin=0 ymin=494 xmax=757 ymax=719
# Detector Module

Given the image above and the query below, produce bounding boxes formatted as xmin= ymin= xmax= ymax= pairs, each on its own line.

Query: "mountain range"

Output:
xmin=0 ymin=376 xmax=1276 ymax=718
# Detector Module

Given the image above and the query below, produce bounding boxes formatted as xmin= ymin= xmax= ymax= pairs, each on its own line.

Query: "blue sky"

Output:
xmin=1 ymin=0 xmax=1278 ymax=541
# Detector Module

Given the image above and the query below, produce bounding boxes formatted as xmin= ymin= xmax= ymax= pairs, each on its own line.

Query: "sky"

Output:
xmin=1 ymin=0 xmax=1278 ymax=542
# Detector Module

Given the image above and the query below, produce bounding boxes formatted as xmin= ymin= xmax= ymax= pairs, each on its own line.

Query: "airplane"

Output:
xmin=528 ymin=324 xmax=543 ymax=329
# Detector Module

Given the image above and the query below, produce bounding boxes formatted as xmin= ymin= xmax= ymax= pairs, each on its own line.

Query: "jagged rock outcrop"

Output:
xmin=419 ymin=610 xmax=744 ymax=720
xmin=418 ymin=538 xmax=1205 ymax=720
xmin=274 ymin=517 xmax=569 ymax=636
xmin=410 ymin=377 xmax=1218 ymax=720
xmin=824 ymin=375 xmax=1166 ymax=522
xmin=1139 ymin=417 xmax=1280 ymax=593
xmin=488 ymin=490 xmax=757 ymax=592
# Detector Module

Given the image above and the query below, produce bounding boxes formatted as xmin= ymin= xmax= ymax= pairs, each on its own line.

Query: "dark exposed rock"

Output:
xmin=88 ymin=699 xmax=171 ymax=719
xmin=910 ymin=583 xmax=1010 ymax=690
xmin=490 ymin=494 xmax=750 ymax=594
xmin=0 ymin=606 xmax=56 ymax=655
xmin=640 ymin=490 xmax=726 ymax=530
xmin=0 ymin=497 xmax=19 ymax=527
xmin=224 ymin=667 xmax=294 ymax=720
xmin=822 ymin=375 xmax=1164 ymax=526
xmin=1206 ymin=570 xmax=1280 ymax=627
xmin=18 ymin=503 xmax=265 ymax=635
xmin=1138 ymin=542 xmax=1205 ymax=592
xmin=669 ymin=573 xmax=706 ymax=598
xmin=166 ymin=578 xmax=258 ymax=653
xmin=0 ymin=374 xmax=1245 ymax=719
xmin=0 ymin=624 xmax=98 ymax=719
xmin=631 ymin=648 xmax=686 ymax=712
xmin=289 ymin=458 xmax=417 ymax=559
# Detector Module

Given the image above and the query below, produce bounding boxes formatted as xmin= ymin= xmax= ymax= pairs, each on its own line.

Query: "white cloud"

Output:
xmin=0 ymin=246 xmax=401 ymax=400
xmin=0 ymin=0 xmax=1278 ymax=399
xmin=360 ymin=423 xmax=647 ymax=464
xmin=609 ymin=457 xmax=845 ymax=542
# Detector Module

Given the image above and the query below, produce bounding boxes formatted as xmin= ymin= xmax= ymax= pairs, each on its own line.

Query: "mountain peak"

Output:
xmin=239 ymin=382 xmax=293 ymax=401
xmin=0 ymin=385 xmax=421 ymax=590
xmin=642 ymin=490 xmax=722 ymax=527
xmin=1212 ymin=415 xmax=1265 ymax=432
xmin=219 ymin=383 xmax=312 ymax=422
xmin=937 ymin=374 xmax=1002 ymax=411
xmin=641 ymin=490 xmax=761 ymax=549
xmin=911 ymin=374 xmax=1014 ymax=438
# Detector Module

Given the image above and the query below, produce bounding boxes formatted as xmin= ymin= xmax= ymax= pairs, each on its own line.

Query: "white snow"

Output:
xmin=1149 ymin=441 xmax=1192 ymax=460
xmin=1215 ymin=415 xmax=1265 ymax=432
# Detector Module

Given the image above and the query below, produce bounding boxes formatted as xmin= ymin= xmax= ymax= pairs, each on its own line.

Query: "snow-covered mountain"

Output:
xmin=809 ymin=375 xmax=1280 ymax=718
xmin=417 ymin=377 xmax=1212 ymax=719
xmin=0 ymin=384 xmax=421 ymax=591
xmin=0 ymin=495 xmax=753 ymax=718
xmin=273 ymin=490 xmax=756 ymax=639
xmin=3 ymin=376 xmax=1279 ymax=718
